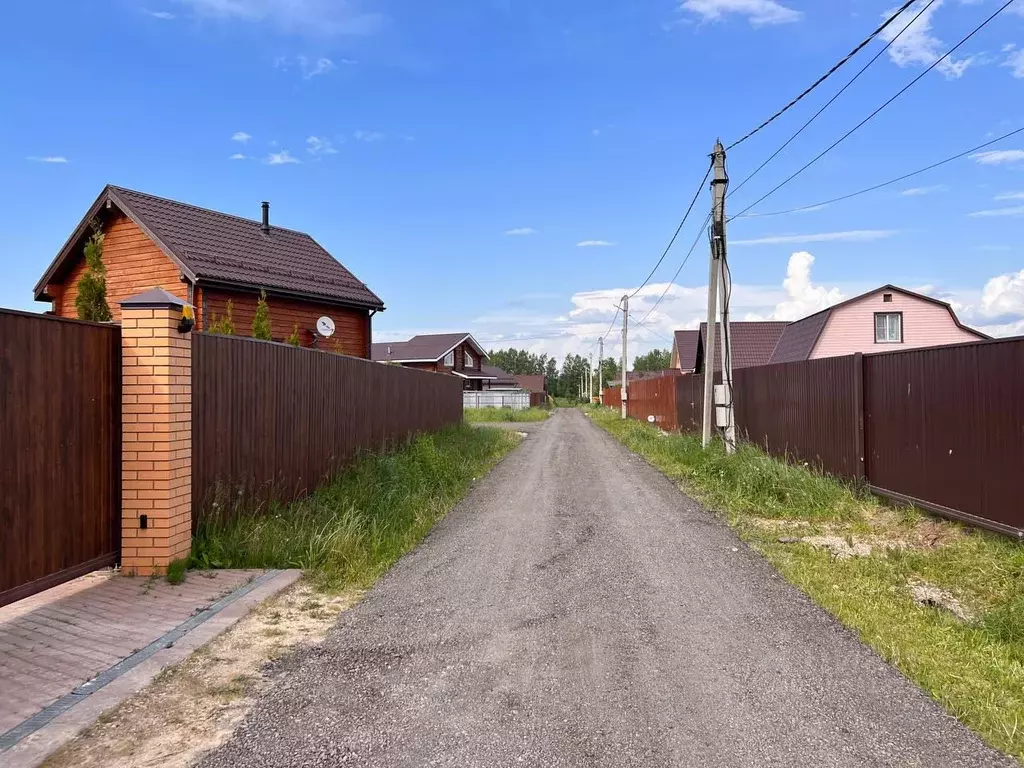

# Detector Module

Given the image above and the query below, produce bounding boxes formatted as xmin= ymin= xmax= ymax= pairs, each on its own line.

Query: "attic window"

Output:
xmin=883 ymin=293 xmax=893 ymax=303
xmin=443 ymin=350 xmax=454 ymax=367
xmin=465 ymin=350 xmax=474 ymax=368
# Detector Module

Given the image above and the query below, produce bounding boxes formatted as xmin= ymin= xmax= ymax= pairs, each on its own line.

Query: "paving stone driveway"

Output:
xmin=0 ymin=569 xmax=256 ymax=735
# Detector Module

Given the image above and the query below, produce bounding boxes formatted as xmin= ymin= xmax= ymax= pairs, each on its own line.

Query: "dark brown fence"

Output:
xmin=605 ymin=337 xmax=1024 ymax=538
xmin=192 ymin=334 xmax=463 ymax=522
xmin=0 ymin=310 xmax=121 ymax=607
xmin=529 ymin=391 xmax=547 ymax=408
xmin=864 ymin=338 xmax=1024 ymax=536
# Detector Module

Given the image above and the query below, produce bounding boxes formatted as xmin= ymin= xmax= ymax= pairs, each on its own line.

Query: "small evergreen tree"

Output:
xmin=251 ymin=290 xmax=272 ymax=340
xmin=74 ymin=223 xmax=112 ymax=322
xmin=287 ymin=322 xmax=301 ymax=347
xmin=208 ymin=300 xmax=235 ymax=335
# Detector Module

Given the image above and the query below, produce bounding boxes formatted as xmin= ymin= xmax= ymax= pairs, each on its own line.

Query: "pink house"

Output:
xmin=768 ymin=285 xmax=987 ymax=364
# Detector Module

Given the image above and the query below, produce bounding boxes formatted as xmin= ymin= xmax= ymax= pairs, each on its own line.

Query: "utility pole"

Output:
xmin=588 ymin=352 xmax=593 ymax=403
xmin=598 ymin=336 xmax=604 ymax=405
xmin=620 ymin=295 xmax=629 ymax=419
xmin=701 ymin=140 xmax=736 ymax=453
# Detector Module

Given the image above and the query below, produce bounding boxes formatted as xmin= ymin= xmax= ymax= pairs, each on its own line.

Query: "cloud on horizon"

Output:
xmin=681 ymin=0 xmax=802 ymax=26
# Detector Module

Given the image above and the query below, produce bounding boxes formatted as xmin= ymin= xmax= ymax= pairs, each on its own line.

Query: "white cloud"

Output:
xmin=880 ymin=0 xmax=972 ymax=79
xmin=577 ymin=240 xmax=615 ymax=247
xmin=730 ymin=230 xmax=898 ymax=246
xmin=901 ymin=184 xmax=947 ymax=196
xmin=265 ymin=150 xmax=300 ymax=165
xmin=970 ymin=149 xmax=1024 ymax=165
xmin=967 ymin=205 xmax=1024 ymax=217
xmin=305 ymin=135 xmax=338 ymax=156
xmin=758 ymin=251 xmax=844 ymax=321
xmin=229 ymin=153 xmax=248 ymax=160
xmin=980 ymin=269 xmax=1024 ymax=318
xmin=681 ymin=0 xmax=802 ymax=26
xmin=147 ymin=10 xmax=175 ymax=19
xmin=298 ymin=56 xmax=336 ymax=79
xmin=1004 ymin=49 xmax=1024 ymax=78
xmin=231 ymin=131 xmax=252 ymax=143
xmin=505 ymin=228 xmax=537 ymax=236
xmin=172 ymin=0 xmax=383 ymax=36
xmin=353 ymin=130 xmax=385 ymax=142
xmin=995 ymin=191 xmax=1024 ymax=200
xmin=26 ymin=156 xmax=68 ymax=163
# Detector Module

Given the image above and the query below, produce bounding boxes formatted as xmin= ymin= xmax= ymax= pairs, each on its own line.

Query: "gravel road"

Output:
xmin=202 ymin=409 xmax=1014 ymax=768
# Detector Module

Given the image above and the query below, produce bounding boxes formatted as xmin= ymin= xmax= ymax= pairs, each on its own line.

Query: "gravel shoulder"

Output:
xmin=202 ymin=409 xmax=1015 ymax=768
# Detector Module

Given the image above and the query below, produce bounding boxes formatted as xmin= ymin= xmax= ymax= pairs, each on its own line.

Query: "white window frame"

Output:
xmin=464 ymin=350 xmax=474 ymax=368
xmin=443 ymin=350 xmax=455 ymax=367
xmin=874 ymin=312 xmax=903 ymax=344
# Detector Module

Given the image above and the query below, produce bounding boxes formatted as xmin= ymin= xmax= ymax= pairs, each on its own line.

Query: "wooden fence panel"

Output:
xmin=0 ymin=310 xmax=120 ymax=606
xmin=864 ymin=338 xmax=1024 ymax=535
xmin=732 ymin=355 xmax=862 ymax=479
xmin=192 ymin=334 xmax=464 ymax=522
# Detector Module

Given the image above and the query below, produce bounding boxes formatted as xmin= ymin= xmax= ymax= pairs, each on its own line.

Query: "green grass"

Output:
xmin=165 ymin=558 xmax=188 ymax=585
xmin=190 ymin=424 xmax=519 ymax=591
xmin=463 ymin=406 xmax=550 ymax=423
xmin=587 ymin=407 xmax=1024 ymax=762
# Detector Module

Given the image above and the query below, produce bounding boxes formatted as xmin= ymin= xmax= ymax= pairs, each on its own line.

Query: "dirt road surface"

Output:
xmin=202 ymin=410 xmax=1013 ymax=768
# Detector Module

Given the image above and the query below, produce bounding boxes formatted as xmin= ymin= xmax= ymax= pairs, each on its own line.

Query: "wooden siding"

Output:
xmin=52 ymin=212 xmax=187 ymax=321
xmin=200 ymin=287 xmax=371 ymax=359
xmin=811 ymin=289 xmax=983 ymax=359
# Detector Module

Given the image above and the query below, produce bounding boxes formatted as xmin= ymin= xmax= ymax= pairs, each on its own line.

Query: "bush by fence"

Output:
xmin=192 ymin=334 xmax=463 ymax=524
xmin=604 ymin=336 xmax=1024 ymax=538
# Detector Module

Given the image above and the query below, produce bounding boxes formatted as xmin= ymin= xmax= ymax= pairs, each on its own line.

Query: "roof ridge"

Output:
xmin=108 ymin=185 xmax=315 ymax=239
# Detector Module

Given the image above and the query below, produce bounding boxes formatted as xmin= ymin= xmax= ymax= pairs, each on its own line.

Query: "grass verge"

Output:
xmin=587 ymin=406 xmax=1024 ymax=762
xmin=190 ymin=424 xmax=519 ymax=591
xmin=463 ymin=406 xmax=550 ymax=423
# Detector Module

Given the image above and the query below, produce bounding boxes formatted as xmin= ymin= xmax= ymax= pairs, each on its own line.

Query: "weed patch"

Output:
xmin=588 ymin=407 xmax=1024 ymax=761
xmin=463 ymin=406 xmax=549 ymax=423
xmin=190 ymin=425 xmax=518 ymax=591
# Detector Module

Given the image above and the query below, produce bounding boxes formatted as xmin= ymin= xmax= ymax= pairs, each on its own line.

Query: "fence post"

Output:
xmin=120 ymin=289 xmax=193 ymax=576
xmin=852 ymin=353 xmax=866 ymax=480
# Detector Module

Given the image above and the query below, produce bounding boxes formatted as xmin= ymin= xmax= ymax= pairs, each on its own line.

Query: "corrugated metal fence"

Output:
xmin=604 ymin=337 xmax=1024 ymax=538
xmin=192 ymin=334 xmax=463 ymax=523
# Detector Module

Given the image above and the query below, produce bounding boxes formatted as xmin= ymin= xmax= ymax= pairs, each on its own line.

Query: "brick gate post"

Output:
xmin=119 ymin=288 xmax=193 ymax=576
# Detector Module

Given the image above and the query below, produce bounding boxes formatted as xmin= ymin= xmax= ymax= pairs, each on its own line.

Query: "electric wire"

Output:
xmin=731 ymin=124 xmax=1024 ymax=219
xmin=725 ymin=0 xmax=920 ymax=152
xmin=730 ymin=0 xmax=1016 ymax=221
xmin=639 ymin=212 xmax=713 ymax=327
xmin=728 ymin=0 xmax=938 ymax=199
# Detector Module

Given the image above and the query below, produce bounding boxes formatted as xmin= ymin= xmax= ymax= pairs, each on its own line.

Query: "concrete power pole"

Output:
xmin=598 ymin=336 xmax=604 ymax=405
xmin=620 ymin=295 xmax=629 ymax=420
xmin=701 ymin=140 xmax=736 ymax=453
xmin=588 ymin=352 xmax=594 ymax=403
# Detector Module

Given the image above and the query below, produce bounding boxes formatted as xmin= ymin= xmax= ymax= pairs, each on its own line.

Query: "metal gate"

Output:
xmin=0 ymin=310 xmax=121 ymax=607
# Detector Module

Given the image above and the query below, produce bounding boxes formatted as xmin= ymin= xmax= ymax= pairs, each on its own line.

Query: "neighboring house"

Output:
xmin=371 ymin=333 xmax=496 ymax=390
xmin=768 ymin=285 xmax=987 ymax=364
xmin=34 ymin=185 xmax=385 ymax=356
xmin=670 ymin=330 xmax=700 ymax=373
xmin=513 ymin=374 xmax=547 ymax=394
xmin=669 ymin=323 xmax=789 ymax=374
xmin=481 ymin=364 xmax=520 ymax=390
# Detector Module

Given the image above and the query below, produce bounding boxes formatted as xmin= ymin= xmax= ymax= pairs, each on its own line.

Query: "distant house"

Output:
xmin=669 ymin=285 xmax=987 ymax=372
xmin=513 ymin=374 xmax=547 ymax=394
xmin=33 ymin=185 xmax=385 ymax=356
xmin=768 ymin=285 xmax=987 ymax=363
xmin=481 ymin=364 xmax=519 ymax=390
xmin=371 ymin=333 xmax=496 ymax=390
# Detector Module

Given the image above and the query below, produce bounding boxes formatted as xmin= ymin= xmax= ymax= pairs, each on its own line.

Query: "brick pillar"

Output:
xmin=120 ymin=288 xmax=193 ymax=576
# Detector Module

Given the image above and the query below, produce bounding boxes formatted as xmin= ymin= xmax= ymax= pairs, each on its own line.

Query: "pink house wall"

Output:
xmin=810 ymin=289 xmax=984 ymax=359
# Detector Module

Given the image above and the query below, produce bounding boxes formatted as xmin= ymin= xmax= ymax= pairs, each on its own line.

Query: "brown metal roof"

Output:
xmin=371 ymin=333 xmax=488 ymax=363
xmin=699 ymin=321 xmax=790 ymax=372
xmin=513 ymin=374 xmax=546 ymax=393
xmin=768 ymin=312 xmax=831 ymax=364
xmin=481 ymin=364 xmax=517 ymax=385
xmin=34 ymin=185 xmax=385 ymax=311
xmin=672 ymin=330 xmax=700 ymax=371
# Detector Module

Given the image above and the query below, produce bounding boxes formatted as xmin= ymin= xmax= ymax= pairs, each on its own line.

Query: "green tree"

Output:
xmin=633 ymin=348 xmax=671 ymax=372
xmin=208 ymin=300 xmax=235 ymax=335
xmin=287 ymin=322 xmax=301 ymax=346
xmin=74 ymin=224 xmax=112 ymax=322
xmin=597 ymin=356 xmax=619 ymax=387
xmin=251 ymin=289 xmax=272 ymax=340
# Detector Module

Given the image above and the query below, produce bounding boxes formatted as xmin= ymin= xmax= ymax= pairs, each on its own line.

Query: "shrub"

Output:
xmin=74 ymin=223 xmax=112 ymax=322
xmin=252 ymin=290 xmax=272 ymax=340
xmin=208 ymin=300 xmax=235 ymax=335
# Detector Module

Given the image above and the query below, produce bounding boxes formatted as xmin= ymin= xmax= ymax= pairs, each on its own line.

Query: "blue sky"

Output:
xmin=3 ymin=0 xmax=1023 ymax=363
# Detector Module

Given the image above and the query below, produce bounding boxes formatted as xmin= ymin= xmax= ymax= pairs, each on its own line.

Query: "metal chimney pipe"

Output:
xmin=261 ymin=201 xmax=270 ymax=233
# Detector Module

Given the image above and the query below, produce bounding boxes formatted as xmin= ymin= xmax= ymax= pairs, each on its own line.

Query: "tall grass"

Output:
xmin=463 ymin=406 xmax=549 ymax=423
xmin=191 ymin=425 xmax=518 ymax=590
xmin=588 ymin=407 xmax=1024 ymax=761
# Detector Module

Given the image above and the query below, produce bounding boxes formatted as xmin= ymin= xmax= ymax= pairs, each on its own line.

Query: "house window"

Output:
xmin=464 ymin=350 xmax=474 ymax=369
xmin=443 ymin=350 xmax=454 ymax=367
xmin=875 ymin=312 xmax=903 ymax=343
xmin=883 ymin=293 xmax=893 ymax=303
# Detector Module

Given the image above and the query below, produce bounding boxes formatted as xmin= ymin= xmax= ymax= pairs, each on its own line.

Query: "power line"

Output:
xmin=726 ymin=0 xmax=920 ymax=152
xmin=732 ymin=125 xmax=1024 ymax=219
xmin=731 ymin=0 xmax=1016 ymax=221
xmin=629 ymin=161 xmax=713 ymax=298
xmin=728 ymin=0 xmax=938 ymax=199
xmin=639 ymin=212 xmax=713 ymax=327
xmin=627 ymin=313 xmax=673 ymax=345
